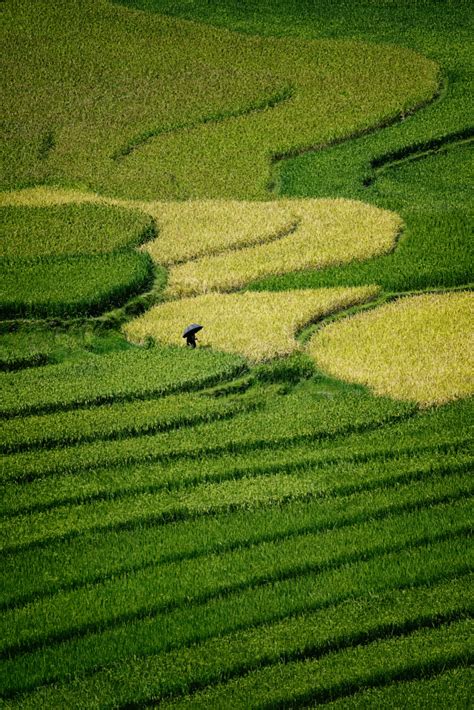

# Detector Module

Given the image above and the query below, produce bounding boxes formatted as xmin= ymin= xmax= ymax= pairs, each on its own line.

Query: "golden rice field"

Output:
xmin=141 ymin=200 xmax=298 ymax=265
xmin=0 ymin=188 xmax=400 ymax=296
xmin=123 ymin=287 xmax=379 ymax=361
xmin=308 ymin=292 xmax=474 ymax=406
xmin=164 ymin=200 xmax=401 ymax=296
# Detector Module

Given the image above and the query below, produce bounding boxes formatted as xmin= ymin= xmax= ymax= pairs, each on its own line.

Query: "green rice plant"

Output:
xmin=157 ymin=619 xmax=472 ymax=709
xmin=0 ymin=389 xmax=261 ymax=453
xmin=1 ymin=1 xmax=439 ymax=200
xmin=2 ymin=392 xmax=470 ymax=518
xmin=2 ymin=456 xmax=469 ymax=606
xmin=125 ymin=287 xmax=378 ymax=362
xmin=2 ymin=450 xmax=471 ymax=553
xmin=0 ymin=324 xmax=136 ymax=372
xmin=2 ymin=428 xmax=468 ymax=520
xmin=0 ymin=251 xmax=156 ymax=319
xmin=326 ymin=667 xmax=473 ymax=709
xmin=0 ymin=386 xmax=412 ymax=482
xmin=0 ymin=450 xmax=470 ymax=604
xmin=0 ymin=498 xmax=470 ymax=657
xmin=0 ymin=201 xmax=159 ymax=318
xmin=4 ymin=575 xmax=471 ymax=707
xmin=0 ymin=346 xmax=246 ymax=418
xmin=0 ymin=330 xmax=52 ymax=372
xmin=0 ymin=204 xmax=153 ymax=258
xmin=308 ymin=292 xmax=474 ymax=406
xmin=1 ymin=539 xmax=470 ymax=700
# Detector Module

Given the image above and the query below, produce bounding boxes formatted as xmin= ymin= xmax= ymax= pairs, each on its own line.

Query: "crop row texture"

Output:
xmin=125 ymin=287 xmax=379 ymax=362
xmin=1 ymin=0 xmax=439 ymax=200
xmin=1 ymin=387 xmax=413 ymax=482
xmin=2 ymin=453 xmax=471 ymax=553
xmin=2 ymin=539 xmax=470 ymax=700
xmin=0 ymin=347 xmax=246 ymax=418
xmin=159 ymin=619 xmax=472 ymax=709
xmin=3 ymin=575 xmax=471 ymax=706
xmin=1 ymin=498 xmax=470 ymax=657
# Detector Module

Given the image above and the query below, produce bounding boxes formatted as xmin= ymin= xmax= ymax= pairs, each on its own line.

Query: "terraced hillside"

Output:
xmin=1 ymin=0 xmax=473 ymax=708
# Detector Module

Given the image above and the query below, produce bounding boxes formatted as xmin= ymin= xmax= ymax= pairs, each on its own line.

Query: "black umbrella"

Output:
xmin=182 ymin=323 xmax=203 ymax=338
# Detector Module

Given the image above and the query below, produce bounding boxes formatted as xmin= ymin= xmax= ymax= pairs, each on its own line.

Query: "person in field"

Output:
xmin=186 ymin=331 xmax=197 ymax=348
xmin=183 ymin=323 xmax=203 ymax=348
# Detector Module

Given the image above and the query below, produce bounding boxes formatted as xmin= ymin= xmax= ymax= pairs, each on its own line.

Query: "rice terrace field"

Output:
xmin=1 ymin=0 xmax=473 ymax=707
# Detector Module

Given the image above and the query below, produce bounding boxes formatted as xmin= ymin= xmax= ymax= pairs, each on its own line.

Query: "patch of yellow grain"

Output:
xmin=165 ymin=199 xmax=401 ymax=296
xmin=141 ymin=200 xmax=299 ymax=265
xmin=124 ymin=286 xmax=379 ymax=362
xmin=308 ymin=291 xmax=474 ymax=406
xmin=0 ymin=186 xmax=110 ymax=207
xmin=0 ymin=191 xmax=401 ymax=283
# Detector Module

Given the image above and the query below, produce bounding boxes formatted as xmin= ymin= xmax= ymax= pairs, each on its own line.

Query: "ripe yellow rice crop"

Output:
xmin=308 ymin=291 xmax=474 ymax=406
xmin=141 ymin=200 xmax=298 ymax=265
xmin=123 ymin=287 xmax=379 ymax=362
xmin=0 ymin=189 xmax=401 ymax=280
xmin=165 ymin=200 xmax=401 ymax=297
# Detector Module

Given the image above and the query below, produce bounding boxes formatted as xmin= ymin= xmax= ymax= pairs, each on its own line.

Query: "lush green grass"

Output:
xmin=0 ymin=203 xmax=153 ymax=258
xmin=2 ymin=0 xmax=439 ymax=201
xmin=0 ymin=346 xmax=246 ymax=418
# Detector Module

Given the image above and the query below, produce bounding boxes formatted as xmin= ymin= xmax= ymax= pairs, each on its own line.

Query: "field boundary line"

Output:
xmin=3 ymin=438 xmax=470 ymax=521
xmin=268 ymin=75 xmax=446 ymax=192
xmin=111 ymin=85 xmax=294 ymax=160
xmin=3 ymin=409 xmax=420 ymax=483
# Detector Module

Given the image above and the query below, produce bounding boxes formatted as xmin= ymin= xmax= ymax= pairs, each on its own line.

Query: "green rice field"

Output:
xmin=0 ymin=0 xmax=472 ymax=707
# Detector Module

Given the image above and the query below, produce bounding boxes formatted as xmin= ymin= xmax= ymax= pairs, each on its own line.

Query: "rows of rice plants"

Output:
xmin=162 ymin=200 xmax=399 ymax=296
xmin=1 ymin=0 xmax=439 ymax=201
xmin=1 ymin=0 xmax=472 ymax=706
xmin=1 ymin=353 xmax=471 ymax=706
xmin=1 ymin=251 xmax=157 ymax=319
xmin=3 ymin=403 xmax=469 ymax=520
xmin=0 ymin=389 xmax=261 ymax=454
xmin=0 ymin=346 xmax=245 ymax=418
xmin=0 ymin=204 xmax=152 ymax=259
xmin=0 ymin=202 xmax=159 ymax=318
xmin=2 ymin=535 xmax=469 ymax=697
xmin=3 ymin=448 xmax=471 ymax=552
xmin=326 ymin=667 xmax=473 ymax=709
xmin=3 ymin=500 xmax=469 ymax=654
xmin=2 ymin=447 xmax=469 ymax=602
xmin=1 ymin=384 xmax=415 ymax=483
